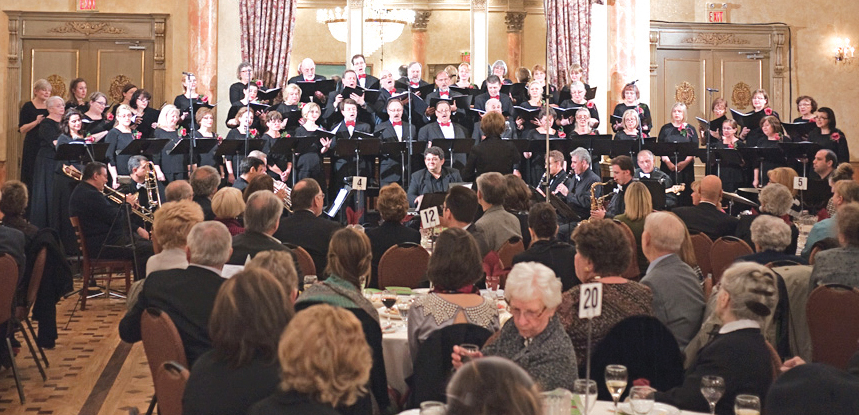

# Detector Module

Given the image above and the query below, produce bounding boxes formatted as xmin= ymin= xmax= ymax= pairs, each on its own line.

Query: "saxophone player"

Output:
xmin=589 ymin=155 xmax=635 ymax=220
xmin=555 ymin=147 xmax=601 ymax=221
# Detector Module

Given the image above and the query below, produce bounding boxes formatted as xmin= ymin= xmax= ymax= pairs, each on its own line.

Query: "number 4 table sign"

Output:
xmin=578 ymin=281 xmax=604 ymax=404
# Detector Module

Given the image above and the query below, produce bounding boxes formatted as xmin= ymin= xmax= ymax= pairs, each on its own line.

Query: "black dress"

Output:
xmin=711 ymin=141 xmax=746 ymax=192
xmin=808 ymin=128 xmax=850 ymax=166
xmin=229 ymin=81 xmax=248 ymax=106
xmin=514 ymin=100 xmax=542 ymax=138
xmin=154 ymin=128 xmax=185 ymax=182
xmin=522 ymin=128 xmax=561 ymax=187
xmin=82 ymin=113 xmax=113 ymax=137
xmin=612 ymin=103 xmax=652 ymax=134
xmin=260 ymin=132 xmax=291 ymax=183
xmin=224 ymin=128 xmax=254 ymax=177
xmin=560 ymin=100 xmax=600 ymax=136
xmin=744 ymin=109 xmax=779 ymax=147
xmin=657 ymin=123 xmax=697 ymax=205
xmin=173 ymin=94 xmax=208 ymax=130
xmin=614 ymin=130 xmax=644 ymax=141
xmin=755 ymin=138 xmax=783 ymax=186
xmin=31 ymin=118 xmax=61 ymax=228
xmin=293 ymin=126 xmax=327 ymax=188
xmin=19 ymin=102 xmax=49 ymax=191
xmin=103 ymin=128 xmax=135 ymax=175
xmin=132 ymin=107 xmax=159 ymax=139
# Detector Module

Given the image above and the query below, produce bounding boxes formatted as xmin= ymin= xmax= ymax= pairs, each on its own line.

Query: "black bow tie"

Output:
xmin=640 ymin=173 xmax=650 ymax=178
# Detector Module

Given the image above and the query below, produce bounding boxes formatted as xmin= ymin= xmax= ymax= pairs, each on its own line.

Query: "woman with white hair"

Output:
xmin=154 ymin=104 xmax=183 ymax=182
xmin=658 ymin=102 xmax=697 ymax=204
xmin=737 ymin=215 xmax=806 ymax=265
xmin=735 ymin=183 xmax=799 ymax=254
xmin=452 ymin=262 xmax=577 ymax=391
xmin=19 ymin=79 xmax=51 ymax=190
xmin=31 ymin=95 xmax=66 ymax=228
xmin=655 ymin=262 xmax=777 ymax=414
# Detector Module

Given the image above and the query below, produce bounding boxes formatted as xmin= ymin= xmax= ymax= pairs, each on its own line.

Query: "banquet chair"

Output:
xmin=689 ymin=232 xmax=713 ymax=280
xmin=709 ymin=236 xmax=752 ymax=285
xmin=70 ymin=216 xmax=133 ymax=310
xmin=806 ymin=284 xmax=859 ymax=369
xmin=284 ymin=243 xmax=315 ymax=278
xmin=13 ymin=247 xmax=49 ymax=378
xmin=152 ymin=361 xmax=189 ymax=415
xmin=407 ymin=323 xmax=494 ymax=408
xmin=0 ymin=254 xmax=25 ymax=403
xmin=378 ymin=242 xmax=430 ymax=289
xmin=589 ymin=315 xmax=685 ymax=401
xmin=497 ymin=235 xmax=525 ymax=269
xmin=141 ymin=307 xmax=188 ymax=415
xmin=770 ymin=264 xmax=814 ymax=361
xmin=613 ymin=220 xmax=641 ymax=281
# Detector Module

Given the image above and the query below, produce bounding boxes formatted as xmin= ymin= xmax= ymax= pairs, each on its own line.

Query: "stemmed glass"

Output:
xmin=629 ymin=386 xmax=655 ymax=415
xmin=605 ymin=364 xmax=628 ymax=413
xmin=700 ymin=375 xmax=726 ymax=415
xmin=381 ymin=290 xmax=397 ymax=325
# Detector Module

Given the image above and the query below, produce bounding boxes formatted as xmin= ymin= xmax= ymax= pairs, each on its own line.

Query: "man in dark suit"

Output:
xmin=636 ymin=150 xmax=676 ymax=209
xmin=673 ymin=175 xmax=739 ymax=240
xmin=119 ymin=221 xmax=231 ymax=364
xmin=556 ymin=147 xmax=601 ymax=221
xmin=123 ymin=155 xmax=165 ymax=216
xmin=371 ymin=69 xmax=403 ymax=117
xmin=418 ymin=100 xmax=469 ymax=169
xmin=322 ymin=70 xmax=375 ymax=127
xmin=328 ymin=98 xmax=374 ymax=195
xmin=228 ymin=190 xmax=297 ymax=266
xmin=407 ymin=146 xmax=463 ymax=208
xmin=641 ymin=212 xmax=706 ymax=351
xmin=440 ymin=185 xmax=488 ymax=255
xmin=474 ymin=75 xmax=513 ymax=115
xmin=398 ymin=61 xmax=430 ymax=89
xmin=351 ymin=54 xmax=379 ymax=90
xmin=286 ymin=58 xmax=327 ymax=84
xmin=69 ymin=162 xmax=153 ymax=280
xmin=190 ymin=166 xmax=219 ymax=221
xmin=512 ymin=202 xmax=579 ymax=291
xmin=274 ymin=178 xmax=341 ymax=275
xmin=461 ymin=112 xmax=521 ymax=181
xmin=374 ymin=99 xmax=417 ymax=186
xmin=591 ymin=155 xmax=636 ymax=219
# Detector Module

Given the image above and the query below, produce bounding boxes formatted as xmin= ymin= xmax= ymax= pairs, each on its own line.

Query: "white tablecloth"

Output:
xmin=397 ymin=400 xmax=711 ymax=414
xmin=382 ymin=322 xmax=412 ymax=394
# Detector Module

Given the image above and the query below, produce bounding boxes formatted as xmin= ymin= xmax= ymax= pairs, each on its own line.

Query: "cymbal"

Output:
xmin=723 ymin=191 xmax=759 ymax=207
xmin=737 ymin=187 xmax=761 ymax=194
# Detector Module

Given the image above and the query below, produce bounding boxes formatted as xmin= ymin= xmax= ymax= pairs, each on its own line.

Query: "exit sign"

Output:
xmin=77 ymin=0 xmax=97 ymax=11
xmin=706 ymin=3 xmax=729 ymax=23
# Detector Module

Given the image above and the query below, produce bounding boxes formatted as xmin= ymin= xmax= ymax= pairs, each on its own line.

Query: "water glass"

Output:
xmin=459 ymin=343 xmax=480 ymax=363
xmin=396 ymin=301 xmax=410 ymax=324
xmin=700 ymin=375 xmax=726 ymax=415
xmin=303 ymin=275 xmax=317 ymax=291
xmin=572 ymin=379 xmax=597 ymax=415
xmin=734 ymin=394 xmax=760 ymax=415
xmin=541 ymin=389 xmax=573 ymax=415
xmin=629 ymin=386 xmax=655 ymax=415
xmin=419 ymin=400 xmax=446 ymax=415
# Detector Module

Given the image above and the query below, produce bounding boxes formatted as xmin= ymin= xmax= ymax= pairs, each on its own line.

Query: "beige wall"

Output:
xmin=652 ymin=0 xmax=859 ymax=161
xmin=0 ymin=0 xmax=190 ymax=166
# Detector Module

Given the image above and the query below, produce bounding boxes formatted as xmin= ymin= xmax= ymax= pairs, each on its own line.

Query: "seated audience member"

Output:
xmin=249 ymin=304 xmax=371 ymax=415
xmin=655 ymin=262 xmax=777 ymax=414
xmin=640 ymin=212 xmax=706 ymax=351
xmin=678 ymin=224 xmax=705 ymax=281
xmin=164 ymin=179 xmax=193 ymax=202
xmin=672 ymin=175 xmax=739 ymax=240
xmin=737 ymin=215 xmax=806 ymax=265
xmin=512 ymin=202 xmax=580 ymax=291
xmin=246 ymin=250 xmax=299 ymax=301
xmin=183 ymin=268 xmax=295 ymax=415
xmin=766 ymin=167 xmax=802 ymax=218
xmin=735 ymin=183 xmax=799 ymax=254
xmin=211 ymin=187 xmax=245 ymax=236
xmin=232 ymin=156 xmax=267 ymax=192
xmin=503 ymin=174 xmax=532 ymax=249
xmin=808 ymin=237 xmax=840 ymax=265
xmin=474 ymin=172 xmax=522 ymax=256
xmin=242 ymin=173 xmax=282 ymax=204
xmin=119 ymin=221 xmax=232 ymax=364
xmin=765 ymin=362 xmax=859 ymax=415
xmin=446 ymin=356 xmax=543 ymax=415
xmin=808 ymin=202 xmax=859 ymax=290
xmin=440 ymin=185 xmax=488 ymax=254
xmin=452 ymin=262 xmax=577 ymax=391
xmin=0 ymin=180 xmax=37 ymax=244
xmin=614 ymin=181 xmax=653 ymax=276
xmin=557 ymin=219 xmax=653 ymax=368
xmin=408 ymin=228 xmax=500 ymax=358
xmin=227 ymin=190 xmax=296 ymax=266
xmin=803 ymin=180 xmax=859 ymax=258
xmin=366 ymin=183 xmax=420 ymax=289
xmin=461 ymin=112 xmax=521 ymax=181
xmin=407 ymin=146 xmax=463 ymax=208
xmin=274 ymin=178 xmax=341 ymax=275
xmin=0 ymin=183 xmax=29 ymax=362
xmin=690 ymin=180 xmax=702 ymax=206
xmin=146 ymin=200 xmax=204 ymax=276
xmin=822 ymin=163 xmax=856 ymax=219
xmin=190 ymin=165 xmax=220 ymax=220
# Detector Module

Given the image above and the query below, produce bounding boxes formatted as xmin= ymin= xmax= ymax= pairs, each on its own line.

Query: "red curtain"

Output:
xmin=239 ymin=0 xmax=297 ymax=88
xmin=544 ymin=0 xmax=601 ymax=88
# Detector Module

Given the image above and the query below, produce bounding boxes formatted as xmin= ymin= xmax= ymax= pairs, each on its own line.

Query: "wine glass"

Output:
xmin=734 ymin=394 xmax=760 ymax=415
xmin=381 ymin=290 xmax=397 ymax=325
xmin=573 ymin=379 xmax=597 ymax=415
xmin=629 ymin=386 xmax=655 ymax=415
xmin=605 ymin=364 xmax=628 ymax=413
xmin=700 ymin=375 xmax=726 ymax=415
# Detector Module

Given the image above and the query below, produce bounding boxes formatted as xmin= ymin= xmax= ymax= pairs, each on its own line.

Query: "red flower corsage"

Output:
xmin=249 ymin=128 xmax=258 ymax=138
xmin=637 ymin=106 xmax=644 ymax=114
xmin=255 ymin=79 xmax=263 ymax=87
xmin=831 ymin=132 xmax=841 ymax=142
xmin=764 ymin=108 xmax=773 ymax=115
xmin=281 ymin=132 xmax=291 ymax=138
xmin=217 ymin=135 xmax=224 ymax=143
xmin=586 ymin=101 xmax=594 ymax=109
xmin=679 ymin=126 xmax=688 ymax=137
xmin=106 ymin=113 xmax=114 ymax=121
xmin=178 ymin=127 xmax=187 ymax=137
xmin=558 ymin=131 xmax=567 ymax=138
xmin=133 ymin=131 xmax=143 ymax=139
xmin=299 ymin=102 xmax=306 ymax=109
xmin=200 ymin=95 xmax=209 ymax=103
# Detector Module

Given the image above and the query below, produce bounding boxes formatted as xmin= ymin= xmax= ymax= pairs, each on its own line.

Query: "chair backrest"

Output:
xmin=409 ymin=323 xmax=495 ymax=408
xmin=141 ymin=307 xmax=188 ymax=381
xmin=70 ymin=216 xmax=91 ymax=267
xmin=497 ymin=235 xmax=524 ymax=269
xmin=378 ymin=242 xmax=430 ymax=289
xmin=806 ymin=284 xmax=859 ymax=369
xmin=25 ymin=247 xmax=48 ymax=309
xmin=765 ymin=340 xmax=782 ymax=381
xmin=710 ymin=236 xmax=753 ymax=284
xmin=0 ymin=254 xmax=18 ymax=323
xmin=613 ymin=220 xmax=640 ymax=281
xmin=590 ymin=315 xmax=685 ymax=401
xmin=690 ymin=232 xmax=713 ymax=279
xmin=286 ymin=244 xmax=316 ymax=277
xmin=153 ymin=361 xmax=189 ymax=415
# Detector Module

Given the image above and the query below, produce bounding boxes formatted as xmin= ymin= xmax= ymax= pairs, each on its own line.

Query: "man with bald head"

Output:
xmin=274 ymin=178 xmax=342 ymax=274
xmin=288 ymin=58 xmax=326 ymax=84
xmin=165 ymin=180 xmax=193 ymax=202
xmin=641 ymin=211 xmax=705 ymax=351
xmin=472 ymin=97 xmax=516 ymax=142
xmin=671 ymin=175 xmax=738 ymax=240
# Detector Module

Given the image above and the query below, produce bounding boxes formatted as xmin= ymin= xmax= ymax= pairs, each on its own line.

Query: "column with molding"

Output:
xmin=505 ymin=12 xmax=526 ymax=74
xmin=347 ymin=0 xmax=364 ymax=63
xmin=470 ymin=0 xmax=488 ymax=84
xmin=411 ymin=11 xmax=431 ymax=79
xmin=189 ymin=0 xmax=217 ymax=98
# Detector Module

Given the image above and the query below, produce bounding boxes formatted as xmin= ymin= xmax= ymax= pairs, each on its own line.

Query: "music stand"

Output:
xmin=737 ymin=146 xmax=786 ymax=187
xmin=644 ymin=141 xmax=698 ymax=184
xmin=639 ymin=179 xmax=668 ymax=211
xmin=169 ymin=139 xmax=218 ymax=175
xmin=779 ymin=142 xmax=821 ymax=177
xmin=333 ymin=138 xmax=382 ymax=221
xmin=431 ymin=138 xmax=475 ymax=169
xmin=56 ymin=142 xmax=109 ymax=165
xmin=118 ymin=139 xmax=169 ymax=158
xmin=380 ymin=141 xmax=427 ymax=184
xmin=699 ymin=147 xmax=743 ymax=179
xmin=608 ymin=139 xmax=637 ymax=158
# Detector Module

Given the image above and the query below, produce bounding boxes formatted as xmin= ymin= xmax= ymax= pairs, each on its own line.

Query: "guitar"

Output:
xmin=666 ymin=184 xmax=685 ymax=194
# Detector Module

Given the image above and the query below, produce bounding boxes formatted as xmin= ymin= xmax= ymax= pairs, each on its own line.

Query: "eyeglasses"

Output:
xmin=507 ymin=304 xmax=547 ymax=320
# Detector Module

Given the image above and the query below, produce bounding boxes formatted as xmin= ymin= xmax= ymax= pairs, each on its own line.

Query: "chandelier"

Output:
xmin=316 ymin=0 xmax=415 ymax=56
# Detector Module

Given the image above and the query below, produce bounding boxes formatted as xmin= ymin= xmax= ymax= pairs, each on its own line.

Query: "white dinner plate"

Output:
xmin=618 ymin=402 xmax=680 ymax=415
xmin=378 ymin=308 xmax=404 ymax=320
xmin=412 ymin=288 xmax=431 ymax=295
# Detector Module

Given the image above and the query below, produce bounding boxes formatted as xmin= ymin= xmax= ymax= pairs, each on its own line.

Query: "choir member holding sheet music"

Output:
xmin=82 ymin=91 xmax=112 ymax=142
xmin=474 ymin=75 xmax=514 ymax=114
xmin=191 ymin=107 xmax=219 ymax=169
xmin=399 ymin=62 xmax=430 ymax=89
xmin=751 ymin=116 xmax=785 ymax=188
xmin=711 ymin=119 xmax=746 ymax=192
xmin=737 ymin=89 xmax=779 ymax=147
xmin=614 ymin=109 xmax=647 ymax=141
xmin=226 ymin=82 xmax=266 ymax=131
xmin=514 ymin=81 xmax=547 ymax=137
xmin=173 ymin=73 xmax=208 ymax=131
xmin=531 ymin=65 xmax=557 ymax=104
xmin=418 ymin=100 xmax=469 ymax=169
xmin=287 ymin=58 xmax=327 ymax=84
xmin=558 ymin=82 xmax=599 ymax=136
xmin=293 ymin=102 xmax=331 ymax=188
xmin=351 ymin=54 xmax=379 ymax=90
xmin=374 ymin=99 xmax=416 ymax=186
xmin=230 ymin=62 xmax=254 ymax=105
xmin=329 ymin=98 xmax=373 ymax=194
xmin=611 ymin=83 xmax=651 ymax=134
xmin=223 ymin=108 xmax=256 ymax=184
xmin=522 ymin=107 xmax=562 ymax=186
xmin=658 ymin=103 xmax=697 ymax=205
xmin=793 ymin=95 xmax=818 ymax=122
xmin=322 ymin=70 xmax=376 ymax=128
xmin=153 ymin=105 xmax=184 ymax=182
xmin=103 ymin=104 xmax=136 ymax=188
xmin=260 ymin=111 xmax=291 ymax=183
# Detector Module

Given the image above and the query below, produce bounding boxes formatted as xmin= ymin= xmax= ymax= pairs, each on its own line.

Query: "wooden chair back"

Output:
xmin=710 ymin=236 xmax=753 ymax=285
xmin=378 ymin=242 xmax=430 ymax=289
xmin=806 ymin=284 xmax=859 ymax=369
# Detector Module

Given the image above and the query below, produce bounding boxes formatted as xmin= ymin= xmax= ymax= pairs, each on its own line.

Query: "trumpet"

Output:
xmin=62 ymin=164 xmax=154 ymax=224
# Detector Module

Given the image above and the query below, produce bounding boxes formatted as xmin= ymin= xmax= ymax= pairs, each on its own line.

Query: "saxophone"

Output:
xmin=585 ymin=180 xmax=616 ymax=222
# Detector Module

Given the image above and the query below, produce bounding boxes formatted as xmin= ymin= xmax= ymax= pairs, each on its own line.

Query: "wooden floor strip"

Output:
xmin=77 ymin=341 xmax=131 ymax=415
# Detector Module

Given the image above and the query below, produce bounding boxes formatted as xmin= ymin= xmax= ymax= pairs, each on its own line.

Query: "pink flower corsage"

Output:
xmin=133 ymin=131 xmax=142 ymax=140
xmin=831 ymin=132 xmax=841 ymax=142
xmin=249 ymin=128 xmax=258 ymax=138
xmin=764 ymin=108 xmax=773 ymax=115
xmin=200 ymin=95 xmax=209 ymax=103
xmin=281 ymin=132 xmax=291 ymax=138
xmin=178 ymin=127 xmax=187 ymax=137
xmin=255 ymin=79 xmax=263 ymax=87
xmin=679 ymin=126 xmax=688 ymax=137
xmin=106 ymin=113 xmax=114 ymax=121
xmin=217 ymin=135 xmax=224 ymax=143
xmin=586 ymin=101 xmax=594 ymax=109
xmin=558 ymin=131 xmax=567 ymax=138
xmin=637 ymin=106 xmax=644 ymax=114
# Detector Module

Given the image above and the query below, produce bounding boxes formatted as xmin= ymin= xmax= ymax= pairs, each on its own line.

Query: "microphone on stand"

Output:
xmin=706 ymin=88 xmax=720 ymax=92
xmin=626 ymin=79 xmax=639 ymax=86
xmin=183 ymin=71 xmax=195 ymax=77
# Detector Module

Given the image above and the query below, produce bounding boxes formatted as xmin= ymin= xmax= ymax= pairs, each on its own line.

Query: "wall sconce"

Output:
xmin=834 ymin=37 xmax=855 ymax=63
